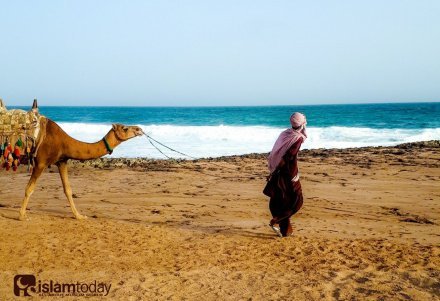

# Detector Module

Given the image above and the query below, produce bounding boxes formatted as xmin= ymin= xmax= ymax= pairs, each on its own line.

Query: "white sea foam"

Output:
xmin=58 ymin=123 xmax=440 ymax=159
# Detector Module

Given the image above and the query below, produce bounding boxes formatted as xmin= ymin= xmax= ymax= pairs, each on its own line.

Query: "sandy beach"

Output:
xmin=0 ymin=141 xmax=439 ymax=300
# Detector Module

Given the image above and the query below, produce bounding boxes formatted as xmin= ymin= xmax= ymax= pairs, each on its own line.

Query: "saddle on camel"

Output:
xmin=0 ymin=98 xmax=144 ymax=220
xmin=0 ymin=98 xmax=43 ymax=172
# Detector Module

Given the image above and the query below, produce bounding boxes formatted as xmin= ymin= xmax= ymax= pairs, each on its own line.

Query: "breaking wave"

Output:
xmin=58 ymin=123 xmax=440 ymax=159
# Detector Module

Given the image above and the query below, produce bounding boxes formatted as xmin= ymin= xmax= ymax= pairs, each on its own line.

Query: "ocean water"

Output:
xmin=11 ymin=103 xmax=440 ymax=159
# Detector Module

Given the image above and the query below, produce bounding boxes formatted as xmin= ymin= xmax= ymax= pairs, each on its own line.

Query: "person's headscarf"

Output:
xmin=267 ymin=112 xmax=307 ymax=173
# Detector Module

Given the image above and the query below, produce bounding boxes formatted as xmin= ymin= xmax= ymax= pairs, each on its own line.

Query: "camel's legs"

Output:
xmin=57 ymin=161 xmax=87 ymax=219
xmin=19 ymin=164 xmax=45 ymax=221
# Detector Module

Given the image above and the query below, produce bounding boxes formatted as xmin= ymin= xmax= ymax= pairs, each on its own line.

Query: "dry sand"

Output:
xmin=0 ymin=141 xmax=439 ymax=300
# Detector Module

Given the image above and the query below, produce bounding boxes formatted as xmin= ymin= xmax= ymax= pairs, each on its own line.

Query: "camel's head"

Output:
xmin=112 ymin=124 xmax=144 ymax=141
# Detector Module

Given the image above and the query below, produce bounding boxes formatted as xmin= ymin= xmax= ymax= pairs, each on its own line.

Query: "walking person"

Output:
xmin=264 ymin=112 xmax=307 ymax=237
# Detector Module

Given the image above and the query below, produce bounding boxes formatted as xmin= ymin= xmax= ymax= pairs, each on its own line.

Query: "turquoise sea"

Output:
xmin=11 ymin=102 xmax=440 ymax=158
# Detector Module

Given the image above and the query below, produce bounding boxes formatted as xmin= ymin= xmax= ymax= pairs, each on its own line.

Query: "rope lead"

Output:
xmin=143 ymin=134 xmax=263 ymax=180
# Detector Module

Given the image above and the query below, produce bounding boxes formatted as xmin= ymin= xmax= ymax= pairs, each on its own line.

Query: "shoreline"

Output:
xmin=65 ymin=140 xmax=440 ymax=170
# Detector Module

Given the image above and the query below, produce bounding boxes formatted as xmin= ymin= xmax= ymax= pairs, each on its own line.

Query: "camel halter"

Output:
xmin=102 ymin=137 xmax=113 ymax=155
xmin=103 ymin=127 xmax=126 ymax=155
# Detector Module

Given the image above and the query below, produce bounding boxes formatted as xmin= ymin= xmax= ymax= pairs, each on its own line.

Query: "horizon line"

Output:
xmin=6 ymin=100 xmax=440 ymax=108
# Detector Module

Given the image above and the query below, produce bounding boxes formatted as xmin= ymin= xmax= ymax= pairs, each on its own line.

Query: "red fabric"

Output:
xmin=3 ymin=145 xmax=12 ymax=159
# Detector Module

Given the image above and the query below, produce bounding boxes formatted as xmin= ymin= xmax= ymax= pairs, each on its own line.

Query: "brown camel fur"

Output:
xmin=18 ymin=118 xmax=144 ymax=220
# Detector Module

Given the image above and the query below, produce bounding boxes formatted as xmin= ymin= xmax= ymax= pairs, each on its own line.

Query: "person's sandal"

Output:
xmin=268 ymin=224 xmax=283 ymax=237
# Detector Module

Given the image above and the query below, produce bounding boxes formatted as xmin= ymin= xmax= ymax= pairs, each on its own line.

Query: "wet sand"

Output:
xmin=0 ymin=141 xmax=439 ymax=300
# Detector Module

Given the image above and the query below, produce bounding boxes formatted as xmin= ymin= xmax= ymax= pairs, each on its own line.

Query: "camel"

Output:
xmin=18 ymin=112 xmax=144 ymax=221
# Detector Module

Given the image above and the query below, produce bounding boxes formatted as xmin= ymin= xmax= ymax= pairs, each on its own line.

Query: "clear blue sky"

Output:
xmin=1 ymin=1 xmax=439 ymax=106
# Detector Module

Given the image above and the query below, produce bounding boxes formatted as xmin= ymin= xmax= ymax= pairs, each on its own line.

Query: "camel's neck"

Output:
xmin=61 ymin=128 xmax=122 ymax=160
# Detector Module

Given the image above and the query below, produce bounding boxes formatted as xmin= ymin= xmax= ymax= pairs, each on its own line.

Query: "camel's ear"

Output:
xmin=32 ymin=98 xmax=38 ymax=111
xmin=112 ymin=124 xmax=118 ymax=131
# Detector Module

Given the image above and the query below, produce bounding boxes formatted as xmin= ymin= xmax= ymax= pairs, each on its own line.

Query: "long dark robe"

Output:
xmin=264 ymin=138 xmax=304 ymax=236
